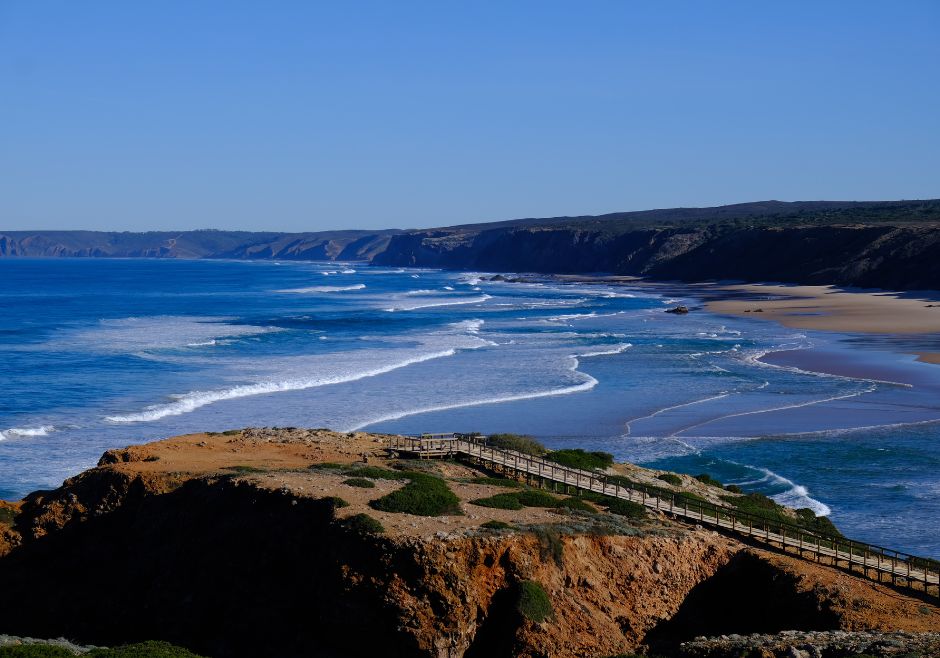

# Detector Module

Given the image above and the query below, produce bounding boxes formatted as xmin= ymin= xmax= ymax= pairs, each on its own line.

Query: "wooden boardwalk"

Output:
xmin=387 ymin=434 xmax=940 ymax=600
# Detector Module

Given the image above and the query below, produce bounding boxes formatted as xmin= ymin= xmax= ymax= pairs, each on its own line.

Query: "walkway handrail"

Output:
xmin=386 ymin=433 xmax=939 ymax=599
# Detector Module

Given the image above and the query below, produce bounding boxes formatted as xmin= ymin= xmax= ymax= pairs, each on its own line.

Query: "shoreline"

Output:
xmin=552 ymin=276 xmax=940 ymax=366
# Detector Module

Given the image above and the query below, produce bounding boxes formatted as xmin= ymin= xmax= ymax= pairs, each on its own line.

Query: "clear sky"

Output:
xmin=1 ymin=1 xmax=938 ymax=232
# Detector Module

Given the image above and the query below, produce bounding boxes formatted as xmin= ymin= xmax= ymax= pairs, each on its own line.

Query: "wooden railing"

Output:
xmin=386 ymin=434 xmax=940 ymax=599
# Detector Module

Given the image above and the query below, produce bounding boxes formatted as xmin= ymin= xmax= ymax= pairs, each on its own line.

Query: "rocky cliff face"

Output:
xmin=5 ymin=200 xmax=940 ymax=290
xmin=373 ymin=221 xmax=940 ymax=290
xmin=1 ymin=429 xmax=937 ymax=658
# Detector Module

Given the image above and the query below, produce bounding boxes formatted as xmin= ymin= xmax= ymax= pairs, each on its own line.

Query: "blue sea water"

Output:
xmin=1 ymin=258 xmax=939 ymax=556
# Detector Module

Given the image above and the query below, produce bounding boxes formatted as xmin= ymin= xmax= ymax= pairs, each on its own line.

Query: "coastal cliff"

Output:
xmin=4 ymin=200 xmax=940 ymax=290
xmin=0 ymin=429 xmax=937 ymax=658
xmin=373 ymin=201 xmax=940 ymax=290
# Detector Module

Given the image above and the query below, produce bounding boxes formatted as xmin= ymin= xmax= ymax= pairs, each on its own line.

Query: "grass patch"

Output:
xmin=0 ymin=506 xmax=16 ymax=526
xmin=487 ymin=433 xmax=547 ymax=456
xmin=533 ymin=526 xmax=565 ymax=566
xmin=321 ymin=496 xmax=349 ymax=509
xmin=656 ymin=473 xmax=682 ymax=486
xmin=347 ymin=466 xmax=409 ymax=480
xmin=468 ymin=476 xmax=522 ymax=488
xmin=309 ymin=462 xmax=348 ymax=471
xmin=224 ymin=465 xmax=266 ymax=474
xmin=369 ymin=472 xmax=461 ymax=516
xmin=471 ymin=493 xmax=524 ymax=510
xmin=605 ymin=498 xmax=647 ymax=520
xmin=516 ymin=489 xmax=561 ymax=508
xmin=341 ymin=513 xmax=385 ymax=535
xmin=0 ymin=642 xmax=208 ymax=658
xmin=516 ymin=580 xmax=553 ymax=623
xmin=343 ymin=477 xmax=375 ymax=488
xmin=481 ymin=520 xmax=513 ymax=530
xmin=694 ymin=473 xmax=724 ymax=488
xmin=556 ymin=497 xmax=596 ymax=513
xmin=545 ymin=448 xmax=613 ymax=470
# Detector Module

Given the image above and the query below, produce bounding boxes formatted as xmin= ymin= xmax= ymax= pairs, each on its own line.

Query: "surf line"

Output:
xmin=345 ymin=356 xmax=598 ymax=432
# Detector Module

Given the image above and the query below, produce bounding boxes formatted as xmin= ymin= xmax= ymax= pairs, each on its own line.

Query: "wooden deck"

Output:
xmin=386 ymin=434 xmax=940 ymax=600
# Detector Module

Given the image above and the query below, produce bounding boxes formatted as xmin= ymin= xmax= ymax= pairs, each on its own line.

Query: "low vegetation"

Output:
xmin=481 ymin=519 xmax=512 ymax=530
xmin=0 ymin=641 xmax=206 ymax=657
xmin=545 ymin=448 xmax=613 ymax=470
xmin=516 ymin=489 xmax=561 ymax=507
xmin=516 ymin=580 xmax=553 ymax=623
xmin=694 ymin=473 xmax=724 ymax=488
xmin=656 ymin=473 xmax=682 ymax=486
xmin=470 ymin=492 xmax=525 ymax=510
xmin=556 ymin=497 xmax=596 ymax=513
xmin=467 ymin=476 xmax=522 ymax=488
xmin=605 ymin=498 xmax=647 ymax=519
xmin=487 ymin=433 xmax=547 ymax=456
xmin=369 ymin=472 xmax=461 ymax=516
xmin=321 ymin=496 xmax=349 ymax=510
xmin=347 ymin=466 xmax=409 ymax=480
xmin=342 ymin=477 xmax=375 ymax=488
xmin=341 ymin=513 xmax=385 ymax=535
xmin=224 ymin=465 xmax=266 ymax=474
xmin=0 ymin=506 xmax=16 ymax=526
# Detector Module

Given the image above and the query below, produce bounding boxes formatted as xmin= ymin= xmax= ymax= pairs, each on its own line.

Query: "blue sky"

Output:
xmin=1 ymin=1 xmax=938 ymax=231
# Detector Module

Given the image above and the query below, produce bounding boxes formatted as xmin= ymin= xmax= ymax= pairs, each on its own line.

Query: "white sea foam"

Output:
xmin=733 ymin=466 xmax=831 ymax=516
xmin=384 ymin=294 xmax=491 ymax=312
xmin=278 ymin=284 xmax=366 ymax=293
xmin=402 ymin=289 xmax=437 ymax=296
xmin=443 ymin=286 xmax=455 ymax=291
xmin=340 ymin=269 xmax=357 ymax=274
xmin=673 ymin=385 xmax=879 ymax=436
xmin=0 ymin=425 xmax=55 ymax=440
xmin=105 ymin=349 xmax=465 ymax=423
xmin=577 ymin=343 xmax=633 ymax=358
xmin=623 ymin=392 xmax=734 ymax=436
xmin=43 ymin=316 xmax=276 ymax=353
xmin=347 ymin=356 xmax=597 ymax=431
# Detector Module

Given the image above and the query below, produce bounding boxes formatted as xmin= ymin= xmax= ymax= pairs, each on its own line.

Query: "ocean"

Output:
xmin=1 ymin=258 xmax=938 ymax=556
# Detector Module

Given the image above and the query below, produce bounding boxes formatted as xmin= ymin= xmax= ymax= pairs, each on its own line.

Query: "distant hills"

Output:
xmin=3 ymin=199 xmax=940 ymax=289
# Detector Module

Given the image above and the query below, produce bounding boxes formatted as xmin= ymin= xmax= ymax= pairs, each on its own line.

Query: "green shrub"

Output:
xmin=471 ymin=493 xmax=524 ymax=510
xmin=516 ymin=580 xmax=553 ymax=623
xmin=694 ymin=473 xmax=723 ymax=488
xmin=516 ymin=489 xmax=561 ymax=508
xmin=720 ymin=494 xmax=843 ymax=538
xmin=309 ymin=462 xmax=347 ymax=470
xmin=545 ymin=449 xmax=613 ymax=470
xmin=724 ymin=484 xmax=743 ymax=494
xmin=606 ymin=498 xmax=647 ymax=520
xmin=225 ymin=464 xmax=265 ymax=474
xmin=342 ymin=513 xmax=385 ymax=535
xmin=0 ymin=506 xmax=16 ymax=526
xmin=347 ymin=466 xmax=409 ymax=480
xmin=343 ymin=477 xmax=375 ymax=488
xmin=469 ymin=476 xmax=522 ymax=488
xmin=90 ymin=641 xmax=206 ymax=657
xmin=481 ymin=520 xmax=513 ymax=530
xmin=0 ymin=647 xmax=76 ymax=657
xmin=487 ymin=433 xmax=547 ymax=456
xmin=556 ymin=497 xmax=596 ymax=513
xmin=370 ymin=472 xmax=461 ymax=516
xmin=321 ymin=496 xmax=349 ymax=509
xmin=532 ymin=526 xmax=565 ymax=566
xmin=656 ymin=473 xmax=682 ymax=486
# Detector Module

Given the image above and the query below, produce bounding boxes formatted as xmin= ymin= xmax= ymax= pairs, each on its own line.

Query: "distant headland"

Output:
xmin=3 ymin=199 xmax=940 ymax=291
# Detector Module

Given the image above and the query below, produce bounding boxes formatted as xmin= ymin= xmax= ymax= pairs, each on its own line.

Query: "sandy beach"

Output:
xmin=699 ymin=284 xmax=940 ymax=364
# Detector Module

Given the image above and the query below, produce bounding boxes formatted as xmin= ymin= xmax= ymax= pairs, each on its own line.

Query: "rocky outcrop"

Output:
xmin=4 ymin=200 xmax=940 ymax=290
xmin=0 ymin=429 xmax=938 ymax=658
xmin=374 ymin=205 xmax=940 ymax=291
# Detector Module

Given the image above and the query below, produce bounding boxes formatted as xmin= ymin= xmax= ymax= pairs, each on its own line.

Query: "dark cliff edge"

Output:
xmin=372 ymin=200 xmax=940 ymax=291
xmin=4 ymin=199 xmax=940 ymax=290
